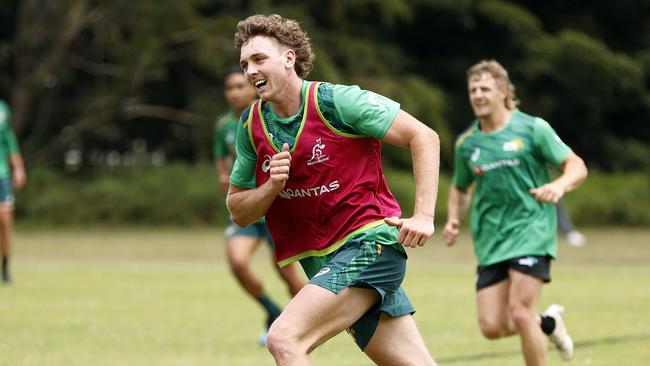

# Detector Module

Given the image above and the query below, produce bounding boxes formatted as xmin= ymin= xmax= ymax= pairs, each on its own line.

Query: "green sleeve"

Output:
xmin=5 ymin=129 xmax=19 ymax=154
xmin=0 ymin=102 xmax=18 ymax=154
xmin=229 ymin=108 xmax=258 ymax=189
xmin=452 ymin=142 xmax=474 ymax=189
xmin=332 ymin=84 xmax=400 ymax=138
xmin=533 ymin=118 xmax=572 ymax=166
xmin=213 ymin=122 xmax=228 ymax=159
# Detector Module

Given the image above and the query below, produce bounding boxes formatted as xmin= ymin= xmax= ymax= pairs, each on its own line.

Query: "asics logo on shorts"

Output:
xmin=518 ymin=256 xmax=539 ymax=267
xmin=313 ymin=267 xmax=331 ymax=278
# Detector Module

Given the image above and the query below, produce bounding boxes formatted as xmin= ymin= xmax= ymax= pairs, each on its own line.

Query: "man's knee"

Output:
xmin=478 ymin=318 xmax=507 ymax=339
xmin=228 ymin=256 xmax=249 ymax=274
xmin=509 ymin=304 xmax=535 ymax=330
xmin=0 ymin=211 xmax=11 ymax=230
xmin=266 ymin=321 xmax=306 ymax=360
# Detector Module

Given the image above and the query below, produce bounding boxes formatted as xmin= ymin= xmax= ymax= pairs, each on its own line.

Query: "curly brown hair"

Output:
xmin=234 ymin=14 xmax=314 ymax=78
xmin=467 ymin=59 xmax=520 ymax=110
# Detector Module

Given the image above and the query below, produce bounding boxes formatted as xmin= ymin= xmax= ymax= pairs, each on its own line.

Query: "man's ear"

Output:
xmin=498 ymin=85 xmax=510 ymax=106
xmin=284 ymin=49 xmax=296 ymax=69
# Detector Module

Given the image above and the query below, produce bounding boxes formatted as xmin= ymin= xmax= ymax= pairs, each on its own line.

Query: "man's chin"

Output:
xmin=474 ymin=110 xmax=490 ymax=118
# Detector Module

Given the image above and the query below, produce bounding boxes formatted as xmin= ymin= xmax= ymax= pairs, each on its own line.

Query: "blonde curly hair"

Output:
xmin=467 ymin=59 xmax=520 ymax=110
xmin=234 ymin=14 xmax=314 ymax=78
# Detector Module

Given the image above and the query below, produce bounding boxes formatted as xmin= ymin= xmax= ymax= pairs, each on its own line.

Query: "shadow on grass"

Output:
xmin=437 ymin=333 xmax=650 ymax=364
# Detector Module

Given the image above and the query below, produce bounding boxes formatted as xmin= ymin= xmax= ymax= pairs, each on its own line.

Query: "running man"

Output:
xmin=444 ymin=60 xmax=588 ymax=365
xmin=228 ymin=14 xmax=440 ymax=365
xmin=214 ymin=67 xmax=304 ymax=343
xmin=0 ymin=99 xmax=26 ymax=285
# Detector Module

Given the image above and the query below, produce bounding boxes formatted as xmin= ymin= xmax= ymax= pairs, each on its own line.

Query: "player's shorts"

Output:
xmin=304 ymin=239 xmax=414 ymax=350
xmin=476 ymin=255 xmax=552 ymax=291
xmin=0 ymin=178 xmax=14 ymax=206
xmin=224 ymin=219 xmax=274 ymax=249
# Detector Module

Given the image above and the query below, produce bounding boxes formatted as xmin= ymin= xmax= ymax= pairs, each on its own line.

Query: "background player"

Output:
xmin=444 ymin=59 xmax=588 ymax=365
xmin=214 ymin=67 xmax=304 ymax=343
xmin=0 ymin=99 xmax=26 ymax=285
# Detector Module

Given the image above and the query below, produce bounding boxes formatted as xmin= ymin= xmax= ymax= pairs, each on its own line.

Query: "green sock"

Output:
xmin=257 ymin=295 xmax=282 ymax=320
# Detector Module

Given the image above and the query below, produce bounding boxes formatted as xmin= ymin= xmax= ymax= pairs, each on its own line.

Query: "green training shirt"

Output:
xmin=213 ymin=109 xmax=265 ymax=225
xmin=230 ymin=80 xmax=405 ymax=259
xmin=0 ymin=100 xmax=19 ymax=179
xmin=453 ymin=110 xmax=572 ymax=266
xmin=213 ymin=110 xmax=238 ymax=159
xmin=230 ymin=80 xmax=400 ymax=189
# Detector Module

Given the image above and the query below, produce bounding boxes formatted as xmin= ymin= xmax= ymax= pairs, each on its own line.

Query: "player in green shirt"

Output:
xmin=444 ymin=60 xmax=588 ymax=365
xmin=0 ymin=100 xmax=26 ymax=284
xmin=214 ymin=67 xmax=304 ymax=344
xmin=230 ymin=14 xmax=439 ymax=366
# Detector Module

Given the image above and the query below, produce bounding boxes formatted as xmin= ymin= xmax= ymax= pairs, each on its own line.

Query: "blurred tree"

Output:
xmin=5 ymin=0 xmax=234 ymax=165
xmin=0 ymin=0 xmax=648 ymax=171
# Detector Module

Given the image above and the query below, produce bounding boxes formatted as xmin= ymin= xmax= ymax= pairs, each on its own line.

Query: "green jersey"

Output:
xmin=230 ymin=80 xmax=400 ymax=189
xmin=213 ymin=109 xmax=265 ymax=224
xmin=212 ymin=111 xmax=238 ymax=160
xmin=453 ymin=110 xmax=572 ymax=265
xmin=230 ymin=80 xmax=405 ymax=257
xmin=0 ymin=100 xmax=19 ymax=179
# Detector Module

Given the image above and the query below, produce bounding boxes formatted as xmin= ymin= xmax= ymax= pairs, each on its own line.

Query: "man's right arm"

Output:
xmin=443 ymin=142 xmax=474 ymax=246
xmin=443 ymin=185 xmax=471 ymax=246
xmin=227 ymin=143 xmax=291 ymax=227
xmin=214 ymin=157 xmax=232 ymax=193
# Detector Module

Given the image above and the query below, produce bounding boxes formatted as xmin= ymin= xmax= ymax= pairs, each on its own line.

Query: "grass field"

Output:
xmin=1 ymin=227 xmax=649 ymax=365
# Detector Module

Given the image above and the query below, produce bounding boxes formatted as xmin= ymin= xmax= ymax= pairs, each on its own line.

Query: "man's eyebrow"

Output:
xmin=249 ymin=52 xmax=266 ymax=58
xmin=241 ymin=51 xmax=268 ymax=67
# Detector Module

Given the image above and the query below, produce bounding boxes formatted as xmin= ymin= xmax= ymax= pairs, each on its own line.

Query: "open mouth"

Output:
xmin=254 ymin=79 xmax=268 ymax=89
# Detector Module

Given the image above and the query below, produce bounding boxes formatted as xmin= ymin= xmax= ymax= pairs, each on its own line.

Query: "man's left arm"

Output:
xmin=529 ymin=118 xmax=587 ymax=203
xmin=9 ymin=153 xmax=26 ymax=190
xmin=529 ymin=153 xmax=587 ymax=204
xmin=214 ymin=157 xmax=232 ymax=193
xmin=382 ymin=109 xmax=440 ymax=248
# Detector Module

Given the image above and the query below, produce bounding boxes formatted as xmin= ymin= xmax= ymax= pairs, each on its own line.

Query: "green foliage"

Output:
xmin=16 ymin=164 xmax=227 ymax=227
xmin=14 ymin=166 xmax=650 ymax=227
xmin=563 ymin=171 xmax=650 ymax=226
xmin=518 ymin=30 xmax=650 ymax=171
xmin=1 ymin=1 xmax=649 ymax=171
xmin=385 ymin=169 xmax=650 ymax=227
xmin=384 ymin=167 xmax=451 ymax=226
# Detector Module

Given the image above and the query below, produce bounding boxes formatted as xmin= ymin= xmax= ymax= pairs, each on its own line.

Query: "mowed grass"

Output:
xmin=0 ymin=228 xmax=649 ymax=366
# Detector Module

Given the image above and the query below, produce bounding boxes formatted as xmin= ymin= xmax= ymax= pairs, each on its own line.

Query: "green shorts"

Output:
xmin=224 ymin=219 xmax=274 ymax=249
xmin=301 ymin=239 xmax=415 ymax=350
xmin=0 ymin=178 xmax=14 ymax=205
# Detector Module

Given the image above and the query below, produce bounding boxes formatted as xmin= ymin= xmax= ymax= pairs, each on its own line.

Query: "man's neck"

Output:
xmin=269 ymin=76 xmax=304 ymax=118
xmin=479 ymin=108 xmax=512 ymax=133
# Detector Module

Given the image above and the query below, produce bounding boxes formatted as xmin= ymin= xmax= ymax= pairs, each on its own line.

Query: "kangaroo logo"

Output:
xmin=307 ymin=138 xmax=329 ymax=166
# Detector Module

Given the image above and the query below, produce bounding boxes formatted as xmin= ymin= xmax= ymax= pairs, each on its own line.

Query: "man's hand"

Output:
xmin=219 ymin=174 xmax=230 ymax=193
xmin=12 ymin=168 xmax=26 ymax=190
xmin=529 ymin=182 xmax=565 ymax=204
xmin=443 ymin=218 xmax=460 ymax=246
xmin=269 ymin=143 xmax=291 ymax=192
xmin=385 ymin=214 xmax=434 ymax=248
